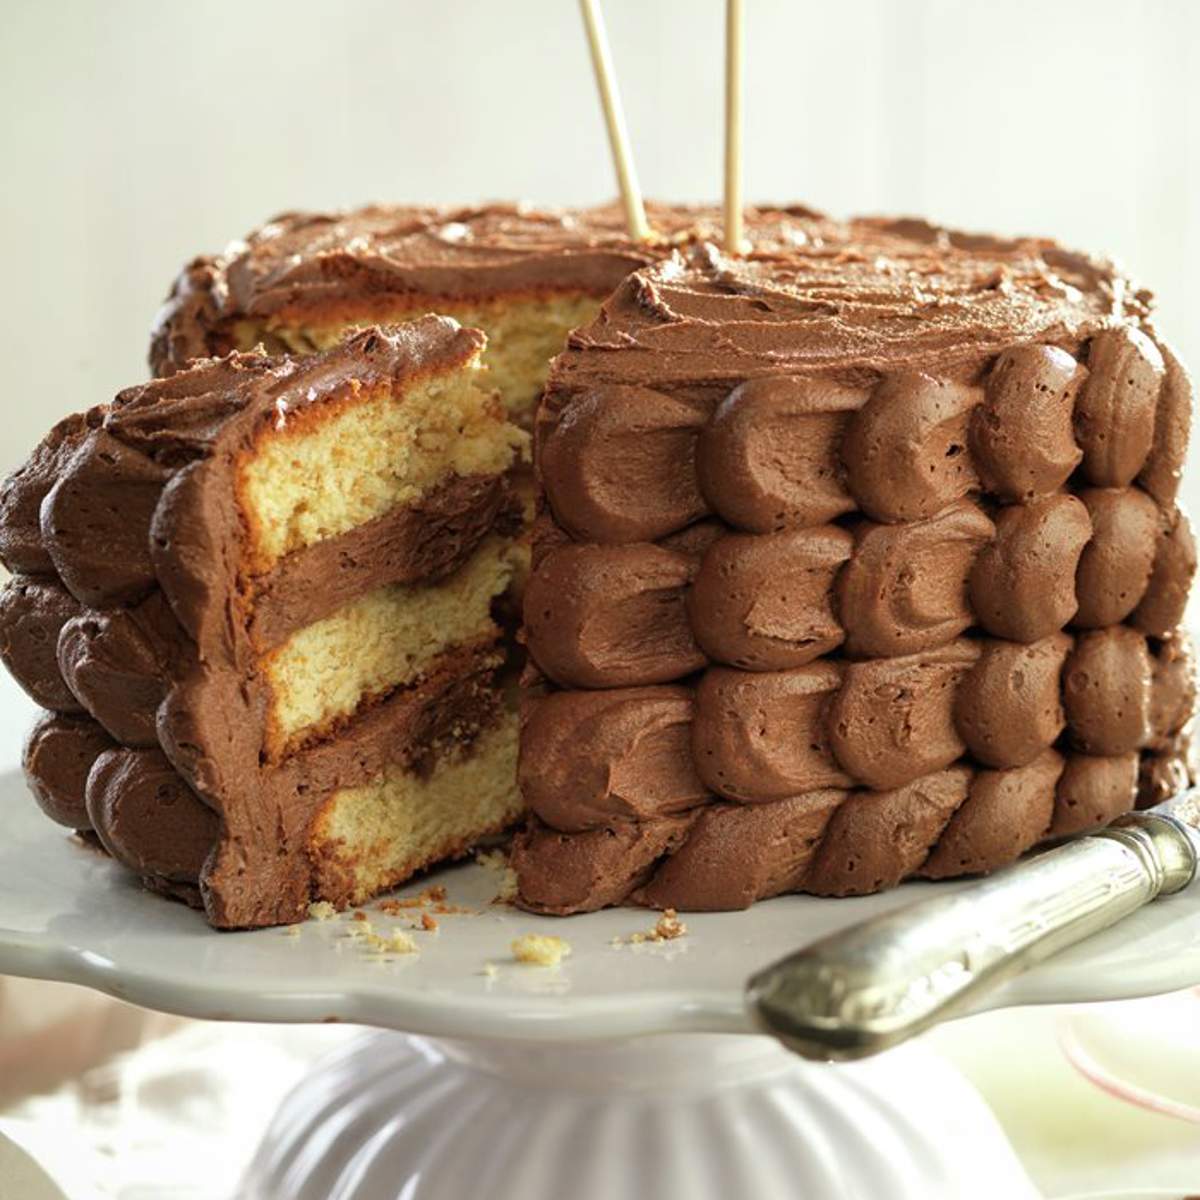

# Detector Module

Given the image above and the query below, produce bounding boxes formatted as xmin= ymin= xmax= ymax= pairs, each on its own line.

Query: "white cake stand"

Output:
xmin=3 ymin=771 xmax=1200 ymax=1200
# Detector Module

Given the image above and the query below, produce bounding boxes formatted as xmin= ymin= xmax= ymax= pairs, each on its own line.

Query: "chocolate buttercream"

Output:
xmin=1063 ymin=627 xmax=1154 ymax=756
xmin=806 ymin=769 xmax=970 ymax=897
xmin=546 ymin=229 xmax=1141 ymax=406
xmin=0 ymin=577 xmax=85 ymax=712
xmin=969 ymin=495 xmax=1092 ymax=641
xmin=688 ymin=526 xmax=853 ymax=668
xmin=511 ymin=815 xmax=694 ymax=915
xmin=1148 ymin=635 xmax=1196 ymax=751
xmin=1130 ymin=507 xmax=1196 ymax=639
xmin=86 ymin=746 xmax=219 ymax=885
xmin=41 ymin=428 xmax=172 ymax=609
xmin=921 ymin=751 xmax=1062 ymax=878
xmin=954 ymin=634 xmax=1072 ymax=768
xmin=1138 ymin=734 xmax=1196 ymax=809
xmin=1051 ymin=753 xmax=1139 ymax=837
xmin=56 ymin=590 xmax=186 ymax=746
xmin=692 ymin=663 xmax=851 ymax=801
xmin=971 ymin=344 xmax=1084 ymax=501
xmin=828 ymin=641 xmax=980 ymax=790
xmin=636 ymin=790 xmax=844 ymax=910
xmin=696 ymin=377 xmax=862 ymax=531
xmin=0 ymin=412 xmax=98 ymax=575
xmin=838 ymin=501 xmax=994 ymax=658
xmin=540 ymin=386 xmax=709 ymax=543
xmin=1075 ymin=327 xmax=1163 ymax=487
xmin=523 ymin=543 xmax=705 ymax=688
xmin=1139 ymin=342 xmax=1192 ymax=506
xmin=518 ymin=216 xmax=1189 ymax=913
xmin=1073 ymin=488 xmax=1161 ymax=628
xmin=518 ymin=686 xmax=708 ymax=831
xmin=842 ymin=375 xmax=980 ymax=523
xmin=23 ymin=712 xmax=113 ymax=829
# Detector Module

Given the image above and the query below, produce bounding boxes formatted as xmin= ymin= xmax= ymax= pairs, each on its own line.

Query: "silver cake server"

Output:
xmin=747 ymin=791 xmax=1200 ymax=1061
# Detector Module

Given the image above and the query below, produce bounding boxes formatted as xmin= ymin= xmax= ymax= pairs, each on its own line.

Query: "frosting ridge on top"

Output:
xmin=553 ymin=225 xmax=1146 ymax=395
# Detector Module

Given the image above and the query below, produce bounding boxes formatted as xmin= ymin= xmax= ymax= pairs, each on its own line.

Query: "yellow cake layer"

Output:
xmin=231 ymin=293 xmax=603 ymax=425
xmin=239 ymin=362 xmax=525 ymax=572
xmin=309 ymin=712 xmax=521 ymax=905
xmin=263 ymin=537 xmax=515 ymax=754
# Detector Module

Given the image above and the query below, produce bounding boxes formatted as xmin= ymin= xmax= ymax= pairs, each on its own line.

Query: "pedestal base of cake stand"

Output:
xmin=237 ymin=1031 xmax=1038 ymax=1200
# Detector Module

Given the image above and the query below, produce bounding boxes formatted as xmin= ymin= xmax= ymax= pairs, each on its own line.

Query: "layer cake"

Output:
xmin=1 ymin=202 xmax=1195 ymax=926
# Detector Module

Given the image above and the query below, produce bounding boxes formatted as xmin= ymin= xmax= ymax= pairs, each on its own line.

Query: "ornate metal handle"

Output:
xmin=747 ymin=811 xmax=1198 ymax=1062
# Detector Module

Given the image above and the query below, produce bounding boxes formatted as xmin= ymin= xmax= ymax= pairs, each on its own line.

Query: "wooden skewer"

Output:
xmin=724 ymin=0 xmax=744 ymax=253
xmin=578 ymin=0 xmax=652 ymax=242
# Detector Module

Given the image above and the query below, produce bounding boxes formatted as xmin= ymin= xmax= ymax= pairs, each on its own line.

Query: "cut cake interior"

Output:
xmin=1 ymin=319 xmax=529 ymax=926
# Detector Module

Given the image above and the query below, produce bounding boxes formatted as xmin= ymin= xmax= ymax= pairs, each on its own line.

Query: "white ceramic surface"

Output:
xmin=0 ymin=1132 xmax=68 ymax=1200
xmin=237 ymin=1031 xmax=1041 ymax=1200
xmin=1060 ymin=990 xmax=1200 ymax=1124
xmin=2 ymin=769 xmax=1200 ymax=1040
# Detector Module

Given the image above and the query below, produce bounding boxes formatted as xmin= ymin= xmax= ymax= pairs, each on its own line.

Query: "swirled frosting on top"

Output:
xmin=150 ymin=201 xmax=829 ymax=372
xmin=550 ymin=223 xmax=1145 ymax=396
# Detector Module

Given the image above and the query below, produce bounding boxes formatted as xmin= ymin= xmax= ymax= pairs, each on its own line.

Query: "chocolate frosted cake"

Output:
xmin=513 ymin=223 xmax=1196 ymax=914
xmin=1 ymin=201 xmax=1195 ymax=927
xmin=1 ymin=319 xmax=525 ymax=926
xmin=150 ymin=202 xmax=818 ymax=428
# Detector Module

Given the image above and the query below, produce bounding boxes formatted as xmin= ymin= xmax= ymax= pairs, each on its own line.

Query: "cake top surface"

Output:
xmin=153 ymin=200 xmax=1146 ymax=386
xmin=117 ymin=317 xmax=482 ymax=466
xmin=175 ymin=200 xmax=825 ymax=310
xmin=551 ymin=220 xmax=1149 ymax=392
xmin=150 ymin=201 xmax=829 ymax=370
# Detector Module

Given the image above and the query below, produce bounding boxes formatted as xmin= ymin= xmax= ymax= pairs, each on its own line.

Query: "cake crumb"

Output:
xmin=420 ymin=912 xmax=439 ymax=932
xmin=476 ymin=848 xmax=519 ymax=903
xmin=493 ymin=869 xmax=519 ymax=904
xmin=511 ymin=933 xmax=571 ymax=967
xmin=307 ymin=901 xmax=338 ymax=921
xmin=653 ymin=909 xmax=687 ymax=940
xmin=352 ymin=910 xmax=368 ymax=922
xmin=282 ymin=925 xmax=301 ymax=938
xmin=613 ymin=909 xmax=688 ymax=947
xmin=364 ymin=927 xmax=419 ymax=956
xmin=480 ymin=962 xmax=499 ymax=978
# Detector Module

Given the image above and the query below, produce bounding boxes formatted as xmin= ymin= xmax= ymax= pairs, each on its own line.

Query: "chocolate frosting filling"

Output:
xmin=247 ymin=472 xmax=521 ymax=650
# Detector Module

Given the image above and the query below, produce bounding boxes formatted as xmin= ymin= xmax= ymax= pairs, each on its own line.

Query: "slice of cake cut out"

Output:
xmin=0 ymin=319 xmax=525 ymax=927
xmin=513 ymin=225 xmax=1197 ymax=915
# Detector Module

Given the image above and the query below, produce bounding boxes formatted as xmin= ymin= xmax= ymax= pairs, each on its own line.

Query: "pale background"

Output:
xmin=2 ymin=1 xmax=1200 ymax=1195
xmin=1 ymin=0 xmax=1198 ymax=495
